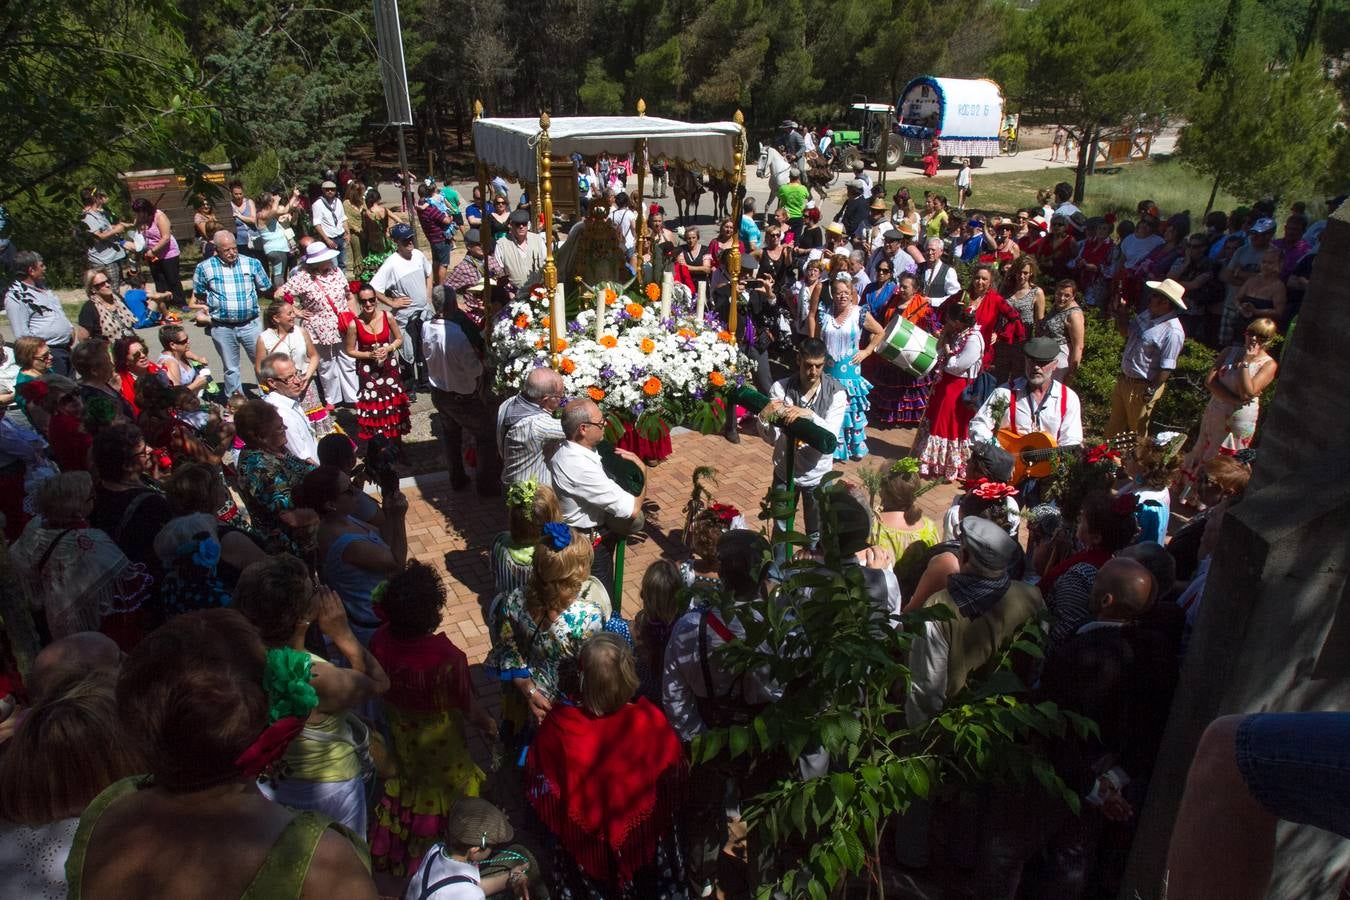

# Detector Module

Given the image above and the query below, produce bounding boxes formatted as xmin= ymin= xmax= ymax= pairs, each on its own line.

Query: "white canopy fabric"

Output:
xmin=473 ymin=116 xmax=743 ymax=182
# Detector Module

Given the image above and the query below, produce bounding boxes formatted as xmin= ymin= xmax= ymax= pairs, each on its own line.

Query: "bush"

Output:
xmin=1075 ymin=313 xmax=1216 ymax=442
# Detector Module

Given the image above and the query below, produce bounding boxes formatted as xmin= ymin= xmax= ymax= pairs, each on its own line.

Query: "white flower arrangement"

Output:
xmin=488 ymin=283 xmax=753 ymax=430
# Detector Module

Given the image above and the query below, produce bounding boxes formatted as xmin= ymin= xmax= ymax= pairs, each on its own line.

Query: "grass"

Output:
xmin=881 ymin=156 xmax=1246 ymax=222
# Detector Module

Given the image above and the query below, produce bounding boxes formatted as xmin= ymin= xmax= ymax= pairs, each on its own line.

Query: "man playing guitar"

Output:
xmin=969 ymin=336 xmax=1083 ymax=499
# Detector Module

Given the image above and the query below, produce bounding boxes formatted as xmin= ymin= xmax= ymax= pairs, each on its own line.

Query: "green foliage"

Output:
xmin=695 ymin=478 xmax=1089 ymax=898
xmin=577 ymin=60 xmax=624 ymax=115
xmin=1180 ymin=45 xmax=1342 ymax=203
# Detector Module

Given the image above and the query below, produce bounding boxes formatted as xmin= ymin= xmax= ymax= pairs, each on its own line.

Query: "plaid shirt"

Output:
xmin=192 ymin=254 xmax=271 ymax=322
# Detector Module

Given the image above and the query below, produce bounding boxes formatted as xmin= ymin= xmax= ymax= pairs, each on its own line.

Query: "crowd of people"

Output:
xmin=0 ymin=148 xmax=1340 ymax=900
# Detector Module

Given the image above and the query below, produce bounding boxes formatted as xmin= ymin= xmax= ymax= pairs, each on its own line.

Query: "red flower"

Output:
xmin=971 ymin=481 xmax=1019 ymax=501
xmin=1085 ymin=443 xmax=1121 ymax=465
xmin=960 ymin=476 xmax=990 ymax=492
xmin=707 ymin=502 xmax=740 ymax=524
xmin=233 ymin=715 xmax=307 ymax=779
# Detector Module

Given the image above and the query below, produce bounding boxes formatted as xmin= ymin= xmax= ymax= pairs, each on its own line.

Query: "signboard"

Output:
xmin=121 ymin=165 xmax=233 ymax=243
xmin=373 ymin=0 xmax=414 ymax=127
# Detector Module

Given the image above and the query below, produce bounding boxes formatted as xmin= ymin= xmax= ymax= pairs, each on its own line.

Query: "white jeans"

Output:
xmin=316 ymin=342 xmax=358 ymax=405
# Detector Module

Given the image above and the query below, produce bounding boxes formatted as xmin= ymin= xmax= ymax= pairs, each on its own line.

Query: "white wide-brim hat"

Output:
xmin=1145 ymin=278 xmax=1187 ymax=310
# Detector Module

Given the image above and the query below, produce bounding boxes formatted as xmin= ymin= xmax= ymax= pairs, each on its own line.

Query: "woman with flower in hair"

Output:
xmin=233 ymin=554 xmax=390 ymax=839
xmin=489 ymin=479 xmax=561 ymax=609
xmin=368 ymin=561 xmax=498 ymax=877
xmin=66 ymin=610 xmax=378 ymax=899
xmin=872 ymin=458 xmax=940 ymax=566
xmin=1120 ymin=433 xmax=1186 ymax=545
xmin=487 ymin=523 xmax=607 ymax=735
xmin=681 ymin=502 xmax=742 ymax=591
xmin=152 ymin=512 xmax=236 ymax=617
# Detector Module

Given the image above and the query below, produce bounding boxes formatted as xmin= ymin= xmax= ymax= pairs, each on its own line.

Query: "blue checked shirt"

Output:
xmin=192 ymin=254 xmax=271 ymax=322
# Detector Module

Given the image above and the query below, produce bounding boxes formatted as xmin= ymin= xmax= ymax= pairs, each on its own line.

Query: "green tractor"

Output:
xmin=827 ymin=99 xmax=901 ymax=171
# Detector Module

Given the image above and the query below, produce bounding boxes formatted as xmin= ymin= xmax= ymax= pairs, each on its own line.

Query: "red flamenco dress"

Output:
xmin=367 ymin=626 xmax=485 ymax=877
xmin=971 ymin=290 xmax=1027 ymax=371
xmin=354 ymin=313 xmax=411 ymax=441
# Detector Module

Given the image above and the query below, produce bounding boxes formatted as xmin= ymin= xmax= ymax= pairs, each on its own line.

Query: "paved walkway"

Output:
xmin=418 ymin=420 xmax=960 ymax=714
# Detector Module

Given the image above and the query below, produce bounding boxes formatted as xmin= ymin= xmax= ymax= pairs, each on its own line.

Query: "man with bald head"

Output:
xmin=972 ymin=558 xmax=1179 ymax=894
xmin=549 ymin=397 xmax=647 ymax=595
xmin=496 ymin=366 xmax=567 ymax=488
xmin=192 ymin=229 xmax=271 ymax=397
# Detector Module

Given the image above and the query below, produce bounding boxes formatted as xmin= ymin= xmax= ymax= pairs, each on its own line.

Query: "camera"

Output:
xmin=364 ymin=434 xmax=401 ymax=496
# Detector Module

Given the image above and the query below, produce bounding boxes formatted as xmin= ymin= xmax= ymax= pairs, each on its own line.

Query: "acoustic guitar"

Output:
xmin=997 ymin=430 xmax=1136 ymax=483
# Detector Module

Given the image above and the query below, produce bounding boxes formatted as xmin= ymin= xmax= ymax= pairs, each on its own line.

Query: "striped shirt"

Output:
xmin=495 ymin=396 xmax=566 ymax=487
xmin=192 ymin=254 xmax=271 ymax=323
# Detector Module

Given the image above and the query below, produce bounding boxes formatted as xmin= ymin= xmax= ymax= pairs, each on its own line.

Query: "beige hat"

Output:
xmin=1145 ymin=278 xmax=1187 ymax=310
xmin=896 ymin=221 xmax=918 ymax=238
xmin=825 ymin=221 xmax=846 ymax=236
xmin=445 ymin=797 xmax=513 ymax=848
xmin=869 ymin=196 xmax=887 ymax=212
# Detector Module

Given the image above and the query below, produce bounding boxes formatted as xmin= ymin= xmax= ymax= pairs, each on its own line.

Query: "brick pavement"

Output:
xmin=407 ymin=421 xmax=960 ymax=720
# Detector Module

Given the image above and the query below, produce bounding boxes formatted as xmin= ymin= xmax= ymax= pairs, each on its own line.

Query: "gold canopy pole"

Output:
xmin=726 ymin=109 xmax=746 ymax=338
xmin=537 ymin=111 xmax=561 ymax=366
xmin=474 ymin=100 xmax=494 ymax=258
xmin=634 ymin=98 xmax=648 ymax=289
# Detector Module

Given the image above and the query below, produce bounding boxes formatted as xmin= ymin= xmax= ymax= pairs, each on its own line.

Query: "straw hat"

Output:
xmin=869 ymin=197 xmax=887 ymax=212
xmin=1145 ymin=278 xmax=1187 ymax=310
xmin=825 ymin=221 xmax=846 ymax=236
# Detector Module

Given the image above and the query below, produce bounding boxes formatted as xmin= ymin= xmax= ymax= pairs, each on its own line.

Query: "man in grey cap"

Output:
xmin=446 ymin=227 xmax=510 ymax=325
xmin=493 ymin=208 xmax=547 ymax=300
xmin=837 ymin=179 xmax=871 ymax=240
xmin=970 ymin=335 xmax=1083 ymax=497
xmin=406 ymin=796 xmax=531 ymax=897
xmin=906 ymin=516 xmax=1044 ymax=726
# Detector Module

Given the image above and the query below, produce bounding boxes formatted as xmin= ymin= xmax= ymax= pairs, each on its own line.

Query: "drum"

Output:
xmin=878 ymin=315 xmax=939 ymax=377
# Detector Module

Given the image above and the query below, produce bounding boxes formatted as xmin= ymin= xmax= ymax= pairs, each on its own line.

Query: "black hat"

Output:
xmin=969 ymin=442 xmax=1015 ymax=483
xmin=464 ymin=227 xmax=481 ymax=244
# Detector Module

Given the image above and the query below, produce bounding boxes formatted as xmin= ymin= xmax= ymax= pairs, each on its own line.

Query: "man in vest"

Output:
xmin=756 ymin=338 xmax=847 ymax=553
xmin=907 ymin=516 xmax=1044 ymax=726
xmin=969 ymin=336 xmax=1083 ymax=500
xmin=916 ymin=237 xmax=961 ymax=303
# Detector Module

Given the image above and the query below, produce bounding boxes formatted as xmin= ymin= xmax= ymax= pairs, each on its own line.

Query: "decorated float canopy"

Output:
xmin=896 ymin=76 xmax=1005 ymax=163
xmin=472 ymin=115 xmax=745 ymax=182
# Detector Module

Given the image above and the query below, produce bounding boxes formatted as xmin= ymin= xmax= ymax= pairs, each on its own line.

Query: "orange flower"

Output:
xmin=540 ymin=315 xmax=550 ymax=329
xmin=587 ymin=386 xmax=606 ymax=401
xmin=555 ymin=338 xmax=568 ymax=351
xmin=642 ymin=376 xmax=662 ymax=396
xmin=604 ymin=289 xmax=618 ymax=306
xmin=677 ymin=328 xmax=696 ymax=339
xmin=709 ymin=371 xmax=726 ymax=387
xmin=718 ymin=330 xmax=734 ymax=343
xmin=640 ymin=338 xmax=656 ymax=354
xmin=560 ymin=357 xmax=576 ymax=374
xmin=514 ymin=314 xmax=530 ymax=328
xmin=644 ymin=282 xmax=661 ymax=301
xmin=625 ymin=303 xmax=644 ymax=319
xmin=599 ymin=334 xmax=618 ymax=348
xmin=534 ymin=338 xmax=545 ymax=349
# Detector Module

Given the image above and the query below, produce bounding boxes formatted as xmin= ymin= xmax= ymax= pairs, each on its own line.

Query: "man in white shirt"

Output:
xmin=848 ymin=249 xmax=871 ymax=296
xmin=404 ymin=797 xmax=527 ymax=899
xmin=757 ymin=338 xmax=847 ymax=552
xmin=916 ymin=238 xmax=961 ymax=303
xmin=609 ymin=192 xmax=637 ymax=256
xmin=549 ymin=398 xmax=647 ymax=595
xmin=371 ymin=222 xmax=433 ymax=384
xmin=492 ymin=210 xmax=547 ymax=300
xmin=260 ymin=353 xmax=319 ymax=464
xmin=425 ymin=286 xmax=499 ymax=495
xmin=970 ymin=337 xmax=1084 ymax=495
xmin=311 ymin=180 xmax=350 ymax=270
xmin=496 ymin=367 xmax=567 ymax=488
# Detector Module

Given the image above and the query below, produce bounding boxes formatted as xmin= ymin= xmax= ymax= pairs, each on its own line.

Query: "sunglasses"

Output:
xmin=359 ymin=296 xmax=378 ymax=304
xmin=91 ymin=279 xmax=110 ymax=288
xmin=877 ymin=268 xmax=892 ymax=274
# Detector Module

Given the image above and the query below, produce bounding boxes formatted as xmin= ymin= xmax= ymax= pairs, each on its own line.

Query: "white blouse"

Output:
xmin=943 ymin=329 xmax=986 ymax=379
xmin=0 ymin=817 xmax=79 ymax=900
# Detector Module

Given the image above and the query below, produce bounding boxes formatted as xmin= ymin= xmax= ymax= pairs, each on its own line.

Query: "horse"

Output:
xmin=671 ymin=163 xmax=705 ymax=223
xmin=756 ymin=143 xmax=794 ymax=220
xmin=707 ymin=172 xmax=734 ymax=221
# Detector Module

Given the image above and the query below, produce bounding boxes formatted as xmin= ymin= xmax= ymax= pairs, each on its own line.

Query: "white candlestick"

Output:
xmin=695 ymin=280 xmax=707 ymax=325
xmin=660 ymin=271 xmax=674 ymax=320
xmin=551 ymin=283 xmax=566 ymax=354
xmin=594 ymin=287 xmax=605 ymax=342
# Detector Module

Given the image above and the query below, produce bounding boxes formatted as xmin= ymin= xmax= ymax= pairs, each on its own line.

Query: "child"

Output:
xmin=681 ymin=503 xmax=743 ymax=590
xmin=1120 ymin=432 xmax=1185 ymax=545
xmin=633 ymin=559 xmax=685 ymax=704
xmin=955 ymin=158 xmax=972 ymax=210
xmin=404 ymin=798 xmax=530 ymax=900
xmin=369 ymin=561 xmax=498 ymax=878
xmin=489 ymin=479 xmax=560 ymax=621
xmin=121 ymin=269 xmax=175 ymax=326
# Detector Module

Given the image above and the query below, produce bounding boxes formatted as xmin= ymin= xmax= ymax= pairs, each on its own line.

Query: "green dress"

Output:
xmin=65 ymin=776 xmax=371 ymax=898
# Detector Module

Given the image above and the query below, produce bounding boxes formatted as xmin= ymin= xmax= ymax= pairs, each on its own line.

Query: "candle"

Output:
xmin=660 ymin=271 xmax=674 ymax=320
xmin=594 ymin=287 xmax=605 ymax=342
xmin=551 ymin=283 xmax=566 ymax=355
xmin=695 ymin=280 xmax=707 ymax=325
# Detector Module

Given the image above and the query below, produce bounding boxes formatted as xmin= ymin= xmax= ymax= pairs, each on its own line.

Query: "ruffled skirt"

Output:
xmin=863 ymin=354 xmax=937 ymax=427
xmin=827 ymin=360 xmax=872 ymax=461
xmin=914 ymin=373 xmax=975 ymax=480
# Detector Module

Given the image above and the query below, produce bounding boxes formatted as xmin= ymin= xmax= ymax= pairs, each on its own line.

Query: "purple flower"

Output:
xmin=630 ymin=366 xmax=647 ymax=379
xmin=735 ymin=373 xmax=747 ymax=387
xmin=567 ymin=320 xmax=583 ymax=334
xmin=634 ymin=401 xmax=645 ymax=414
xmin=600 ymin=365 xmax=616 ymax=379
xmin=693 ymin=388 xmax=705 ymax=400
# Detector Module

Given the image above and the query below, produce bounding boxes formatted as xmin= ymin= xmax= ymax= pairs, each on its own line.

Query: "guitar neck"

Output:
xmin=1019 ymin=444 xmax=1078 ymax=461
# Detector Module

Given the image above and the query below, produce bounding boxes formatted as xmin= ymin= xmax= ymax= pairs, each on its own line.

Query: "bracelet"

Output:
xmin=527 ymin=686 xmax=536 ymax=696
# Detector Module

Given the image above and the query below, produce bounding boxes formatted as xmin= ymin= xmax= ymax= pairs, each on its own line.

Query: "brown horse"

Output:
xmin=671 ymin=164 xmax=705 ymax=223
xmin=708 ymin=173 xmax=734 ymax=221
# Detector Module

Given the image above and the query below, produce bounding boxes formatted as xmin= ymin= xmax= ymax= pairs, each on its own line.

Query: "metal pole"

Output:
xmin=727 ymin=109 xmax=746 ymax=337
xmin=783 ymin=441 xmax=796 ymax=562
xmin=396 ymin=124 xmax=417 ymax=244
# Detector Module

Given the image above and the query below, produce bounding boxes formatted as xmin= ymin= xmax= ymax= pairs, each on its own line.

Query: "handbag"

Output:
xmin=960 ymin=370 xmax=997 ymax=411
xmin=324 ymin=291 xmax=356 ymax=335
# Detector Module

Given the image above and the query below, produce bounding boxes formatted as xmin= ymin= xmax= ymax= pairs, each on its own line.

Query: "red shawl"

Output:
xmin=1040 ymin=547 xmax=1113 ymax=597
xmin=972 ymin=289 xmax=1027 ymax=368
xmin=526 ymin=697 xmax=687 ymax=886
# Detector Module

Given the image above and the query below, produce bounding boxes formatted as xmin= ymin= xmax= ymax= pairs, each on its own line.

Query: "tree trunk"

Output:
xmin=1072 ymin=127 xmax=1093 ymax=203
xmin=1204 ymin=174 xmax=1221 ymax=218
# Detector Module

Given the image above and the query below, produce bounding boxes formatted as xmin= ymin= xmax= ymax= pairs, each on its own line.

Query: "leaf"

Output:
xmin=694 ymin=728 xmax=724 ymax=763
xmin=729 ymin=724 xmax=752 ymax=759
xmin=1011 ymin=639 xmax=1045 ymax=659
xmin=790 ymin=787 xmax=809 ymax=836
xmin=830 ymin=772 xmax=856 ymax=805
xmin=902 ymin=760 xmax=931 ymax=798
xmin=860 ymin=765 xmax=882 ymax=790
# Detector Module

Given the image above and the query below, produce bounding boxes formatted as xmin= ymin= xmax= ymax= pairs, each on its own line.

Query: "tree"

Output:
xmin=1180 ymin=45 xmax=1341 ymax=208
xmin=1015 ymin=0 xmax=1192 ymax=202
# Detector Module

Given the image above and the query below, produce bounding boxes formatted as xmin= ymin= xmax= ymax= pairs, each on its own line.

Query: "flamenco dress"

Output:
xmin=354 ymin=314 xmax=411 ymax=441
xmin=820 ymin=305 xmax=872 ymax=460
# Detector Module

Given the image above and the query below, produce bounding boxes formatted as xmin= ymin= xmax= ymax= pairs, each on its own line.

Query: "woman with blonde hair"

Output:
xmin=634 ymin=559 xmax=686 ymax=703
xmin=76 ymin=268 xmax=140 ymax=342
xmin=526 ymin=632 xmax=687 ymax=897
xmin=489 ymin=479 xmax=561 ymax=605
xmin=488 ymin=523 xmax=608 ymax=730
xmin=1177 ymin=317 xmax=1278 ymax=504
